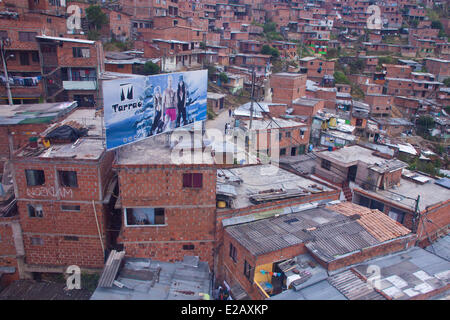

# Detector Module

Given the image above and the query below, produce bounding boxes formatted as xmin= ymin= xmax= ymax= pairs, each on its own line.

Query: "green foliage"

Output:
xmin=326 ymin=48 xmax=339 ymax=59
xmin=431 ymin=20 xmax=443 ymax=30
xmin=417 ymin=116 xmax=435 ymax=128
xmin=81 ymin=273 xmax=100 ymax=293
xmin=104 ymin=39 xmax=133 ymax=52
xmin=219 ymin=72 xmax=229 ymax=83
xmin=142 ymin=61 xmax=160 ymax=75
xmin=86 ymin=5 xmax=108 ymax=31
xmin=349 ymin=59 xmax=365 ymax=74
xmin=263 ymin=22 xmax=277 ymax=34
xmin=207 ymin=107 xmax=217 ymax=120
xmin=206 ymin=65 xmax=217 ymax=81
xmin=334 ymin=71 xmax=350 ymax=85
xmin=87 ymin=30 xmax=100 ymax=41
xmin=409 ymin=19 xmax=419 ymax=28
xmin=377 ymin=56 xmax=398 ymax=66
xmin=261 ymin=45 xmax=280 ymax=58
xmin=444 ymin=78 xmax=450 ymax=87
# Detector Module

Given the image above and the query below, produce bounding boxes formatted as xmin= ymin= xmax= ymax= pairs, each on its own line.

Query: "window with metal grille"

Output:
xmin=0 ymin=30 xmax=8 ymax=40
xmin=321 ymin=159 xmax=331 ymax=170
xmin=64 ymin=236 xmax=79 ymax=241
xmin=61 ymin=205 xmax=81 ymax=212
xmin=18 ymin=32 xmax=37 ymax=42
xmin=28 ymin=204 xmax=43 ymax=218
xmin=229 ymin=243 xmax=237 ymax=262
xmin=31 ymin=237 xmax=43 ymax=245
xmin=19 ymin=52 xmax=29 ymax=66
xmin=58 ymin=171 xmax=78 ymax=188
xmin=243 ymin=260 xmax=253 ymax=281
xmin=182 ymin=173 xmax=203 ymax=188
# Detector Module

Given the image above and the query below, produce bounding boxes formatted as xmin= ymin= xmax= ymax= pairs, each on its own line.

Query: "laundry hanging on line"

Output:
xmin=0 ymin=75 xmax=42 ymax=86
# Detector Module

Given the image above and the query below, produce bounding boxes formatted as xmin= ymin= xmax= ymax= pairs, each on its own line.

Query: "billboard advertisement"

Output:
xmin=103 ymin=70 xmax=208 ymax=150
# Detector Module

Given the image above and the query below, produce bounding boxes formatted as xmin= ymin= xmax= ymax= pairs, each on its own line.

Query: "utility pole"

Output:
xmin=1 ymin=37 xmax=13 ymax=105
xmin=249 ymin=66 xmax=255 ymax=130
xmin=413 ymin=195 xmax=420 ymax=235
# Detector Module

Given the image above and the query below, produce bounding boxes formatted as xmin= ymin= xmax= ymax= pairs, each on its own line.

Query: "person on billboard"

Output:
xmin=176 ymin=74 xmax=188 ymax=127
xmin=163 ymin=75 xmax=177 ymax=131
xmin=150 ymin=86 xmax=164 ymax=135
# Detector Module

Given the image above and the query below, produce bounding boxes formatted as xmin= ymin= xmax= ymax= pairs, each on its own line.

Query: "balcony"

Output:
xmin=62 ymin=79 xmax=97 ymax=91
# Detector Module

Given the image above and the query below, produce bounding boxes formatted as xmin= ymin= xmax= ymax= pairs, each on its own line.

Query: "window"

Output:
xmin=126 ymin=208 xmax=165 ymax=226
xmin=117 ymin=14 xmax=121 ymax=20
xmin=243 ymin=260 xmax=253 ymax=281
xmin=64 ymin=236 xmax=79 ymax=241
xmin=19 ymin=32 xmax=37 ymax=42
xmin=26 ymin=170 xmax=45 ymax=186
xmin=58 ymin=171 xmax=78 ymax=188
xmin=291 ymin=147 xmax=297 ymax=156
xmin=0 ymin=30 xmax=8 ymax=40
xmin=183 ymin=244 xmax=195 ymax=250
xmin=321 ymin=159 xmax=331 ymax=170
xmin=285 ymin=131 xmax=291 ymax=137
xmin=280 ymin=148 xmax=286 ymax=156
xmin=19 ymin=52 xmax=29 ymax=66
xmin=73 ymin=47 xmax=90 ymax=58
xmin=182 ymin=173 xmax=203 ymax=188
xmin=279 ymin=132 xmax=283 ymax=141
xmin=388 ymin=207 xmax=406 ymax=224
xmin=229 ymin=243 xmax=237 ymax=262
xmin=28 ymin=204 xmax=43 ymax=218
xmin=61 ymin=205 xmax=81 ymax=211
xmin=31 ymin=51 xmax=39 ymax=63
xmin=31 ymin=237 xmax=43 ymax=245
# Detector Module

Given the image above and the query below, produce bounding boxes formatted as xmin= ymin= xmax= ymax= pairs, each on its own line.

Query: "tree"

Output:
xmin=326 ymin=48 xmax=339 ymax=59
xmin=219 ymin=72 xmax=228 ymax=84
xmin=444 ymin=78 xmax=450 ymax=87
xmin=261 ymin=45 xmax=280 ymax=59
xmin=263 ymin=22 xmax=277 ymax=34
xmin=431 ymin=20 xmax=443 ymax=30
xmin=142 ymin=61 xmax=160 ymax=75
xmin=334 ymin=71 xmax=350 ymax=85
xmin=86 ymin=5 xmax=108 ymax=31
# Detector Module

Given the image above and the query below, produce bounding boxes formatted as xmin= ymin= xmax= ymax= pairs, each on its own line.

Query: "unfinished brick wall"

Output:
xmin=221 ymin=229 xmax=308 ymax=300
xmin=116 ymin=165 xmax=217 ymax=267
xmin=271 ymin=74 xmax=307 ymax=108
xmin=317 ymin=236 xmax=414 ymax=271
xmin=12 ymin=151 xmax=114 ymax=269
xmin=54 ymin=40 xmax=101 ymax=69
xmin=0 ymin=217 xmax=21 ymax=287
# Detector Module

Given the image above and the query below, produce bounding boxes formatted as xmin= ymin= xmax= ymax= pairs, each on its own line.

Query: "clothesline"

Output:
xmin=0 ymin=75 xmax=42 ymax=87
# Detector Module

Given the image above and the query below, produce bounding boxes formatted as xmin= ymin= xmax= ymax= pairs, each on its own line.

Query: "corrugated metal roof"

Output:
xmin=328 ymin=270 xmax=385 ymax=300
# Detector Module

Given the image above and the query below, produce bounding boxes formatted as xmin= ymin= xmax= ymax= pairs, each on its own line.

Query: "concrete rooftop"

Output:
xmin=217 ymin=165 xmax=332 ymax=210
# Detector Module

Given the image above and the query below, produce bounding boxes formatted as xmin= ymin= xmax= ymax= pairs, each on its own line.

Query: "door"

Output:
xmin=348 ymin=165 xmax=358 ymax=182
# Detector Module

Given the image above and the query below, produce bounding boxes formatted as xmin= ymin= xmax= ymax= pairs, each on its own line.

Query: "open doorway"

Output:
xmin=348 ymin=165 xmax=358 ymax=182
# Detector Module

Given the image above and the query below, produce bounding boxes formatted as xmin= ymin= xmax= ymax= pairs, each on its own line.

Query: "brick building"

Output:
xmin=222 ymin=201 xmax=412 ymax=299
xmin=299 ymin=57 xmax=335 ymax=82
xmin=36 ymin=35 xmax=104 ymax=107
xmin=0 ymin=101 xmax=77 ymax=174
xmin=113 ymin=134 xmax=217 ymax=269
xmin=271 ymin=73 xmax=307 ymax=108
xmin=10 ymin=108 xmax=114 ymax=276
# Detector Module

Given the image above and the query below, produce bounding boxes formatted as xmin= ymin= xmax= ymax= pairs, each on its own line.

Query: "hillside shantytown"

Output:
xmin=0 ymin=0 xmax=449 ymax=302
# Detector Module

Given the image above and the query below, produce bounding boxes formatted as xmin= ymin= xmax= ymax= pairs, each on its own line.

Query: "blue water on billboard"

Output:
xmin=105 ymin=99 xmax=207 ymax=149
xmin=104 ymin=70 xmax=208 ymax=150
